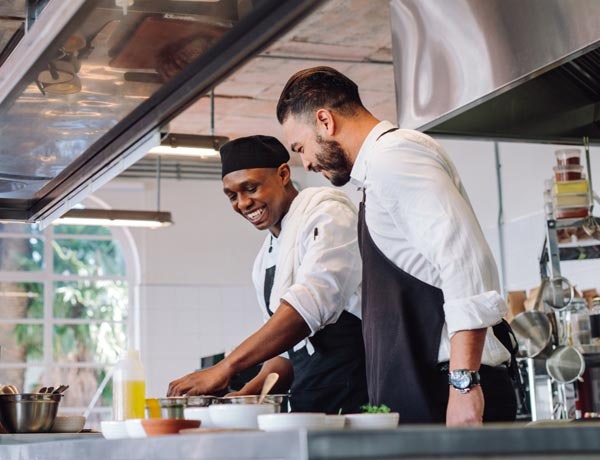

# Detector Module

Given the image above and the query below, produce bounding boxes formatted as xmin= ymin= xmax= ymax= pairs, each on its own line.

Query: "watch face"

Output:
xmin=453 ymin=374 xmax=471 ymax=389
xmin=449 ymin=370 xmax=476 ymax=390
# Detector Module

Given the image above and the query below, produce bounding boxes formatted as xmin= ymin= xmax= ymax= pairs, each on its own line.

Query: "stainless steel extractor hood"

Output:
xmin=391 ymin=0 xmax=600 ymax=144
xmin=0 ymin=0 xmax=322 ymax=224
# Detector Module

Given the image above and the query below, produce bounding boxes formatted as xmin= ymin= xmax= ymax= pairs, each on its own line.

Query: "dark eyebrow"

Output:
xmin=223 ymin=179 xmax=259 ymax=194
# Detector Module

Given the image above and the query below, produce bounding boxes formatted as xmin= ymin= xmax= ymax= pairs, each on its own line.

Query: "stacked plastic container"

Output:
xmin=550 ymin=148 xmax=590 ymax=219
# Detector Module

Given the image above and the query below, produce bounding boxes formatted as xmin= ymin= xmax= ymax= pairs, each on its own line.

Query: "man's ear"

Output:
xmin=316 ymin=109 xmax=336 ymax=136
xmin=278 ymin=163 xmax=292 ymax=185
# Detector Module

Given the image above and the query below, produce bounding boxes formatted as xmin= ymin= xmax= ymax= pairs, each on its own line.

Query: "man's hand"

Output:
xmin=446 ymin=385 xmax=484 ymax=427
xmin=167 ymin=363 xmax=231 ymax=396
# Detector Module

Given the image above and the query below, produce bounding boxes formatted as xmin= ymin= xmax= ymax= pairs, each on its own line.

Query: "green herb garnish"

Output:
xmin=360 ymin=404 xmax=391 ymax=413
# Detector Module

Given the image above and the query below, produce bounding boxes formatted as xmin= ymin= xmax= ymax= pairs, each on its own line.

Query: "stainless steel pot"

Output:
xmin=0 ymin=393 xmax=62 ymax=433
xmin=511 ymin=311 xmax=554 ymax=358
xmin=510 ymin=279 xmax=554 ymax=358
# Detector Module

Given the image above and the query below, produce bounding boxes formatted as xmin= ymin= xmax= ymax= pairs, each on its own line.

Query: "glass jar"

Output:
xmin=590 ymin=297 xmax=600 ymax=345
xmin=568 ymin=298 xmax=591 ymax=346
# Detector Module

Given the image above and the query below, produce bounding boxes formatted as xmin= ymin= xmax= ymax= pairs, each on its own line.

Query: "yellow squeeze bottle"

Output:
xmin=112 ymin=349 xmax=146 ymax=420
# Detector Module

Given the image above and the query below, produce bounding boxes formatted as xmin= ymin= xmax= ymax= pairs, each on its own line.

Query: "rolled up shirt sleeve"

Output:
xmin=374 ymin=145 xmax=507 ymax=336
xmin=443 ymin=291 xmax=507 ymax=336
xmin=280 ymin=201 xmax=362 ymax=335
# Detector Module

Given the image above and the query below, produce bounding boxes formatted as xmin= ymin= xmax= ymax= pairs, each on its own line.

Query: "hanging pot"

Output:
xmin=542 ymin=276 xmax=574 ymax=311
xmin=545 ymin=345 xmax=586 ymax=384
xmin=510 ymin=279 xmax=554 ymax=358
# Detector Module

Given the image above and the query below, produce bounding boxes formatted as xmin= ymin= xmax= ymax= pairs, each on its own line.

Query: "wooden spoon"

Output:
xmin=257 ymin=373 xmax=279 ymax=404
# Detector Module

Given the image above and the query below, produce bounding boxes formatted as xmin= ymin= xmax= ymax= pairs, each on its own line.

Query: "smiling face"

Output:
xmin=282 ymin=115 xmax=353 ymax=186
xmin=222 ymin=165 xmax=295 ymax=237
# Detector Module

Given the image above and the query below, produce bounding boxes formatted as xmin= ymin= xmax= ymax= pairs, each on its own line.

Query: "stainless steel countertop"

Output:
xmin=2 ymin=422 xmax=600 ymax=460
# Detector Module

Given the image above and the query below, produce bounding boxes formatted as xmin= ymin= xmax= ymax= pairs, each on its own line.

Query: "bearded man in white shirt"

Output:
xmin=168 ymin=135 xmax=368 ymax=414
xmin=276 ymin=67 xmax=517 ymax=426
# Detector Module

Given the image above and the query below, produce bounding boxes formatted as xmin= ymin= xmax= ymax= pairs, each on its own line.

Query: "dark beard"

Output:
xmin=315 ymin=135 xmax=352 ymax=186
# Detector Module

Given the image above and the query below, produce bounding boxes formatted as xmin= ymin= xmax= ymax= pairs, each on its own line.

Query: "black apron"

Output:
xmin=264 ymin=250 xmax=368 ymax=415
xmin=357 ymin=128 xmax=516 ymax=423
xmin=358 ymin=194 xmax=447 ymax=422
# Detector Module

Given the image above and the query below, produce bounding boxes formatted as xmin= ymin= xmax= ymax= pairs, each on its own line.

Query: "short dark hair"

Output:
xmin=276 ymin=66 xmax=364 ymax=124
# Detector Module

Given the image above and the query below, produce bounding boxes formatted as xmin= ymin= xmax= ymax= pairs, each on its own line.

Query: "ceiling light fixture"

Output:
xmin=55 ymin=209 xmax=173 ymax=228
xmin=149 ymin=89 xmax=228 ymax=158
xmin=148 ymin=133 xmax=229 ymax=158
xmin=54 ymin=146 xmax=173 ymax=229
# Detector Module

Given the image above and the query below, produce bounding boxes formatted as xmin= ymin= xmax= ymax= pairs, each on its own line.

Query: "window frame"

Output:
xmin=0 ymin=200 xmax=140 ymax=418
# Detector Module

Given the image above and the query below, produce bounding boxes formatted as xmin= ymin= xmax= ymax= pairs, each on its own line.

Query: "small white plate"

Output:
xmin=257 ymin=412 xmax=326 ymax=431
xmin=345 ymin=412 xmax=399 ymax=430
xmin=100 ymin=420 xmax=129 ymax=439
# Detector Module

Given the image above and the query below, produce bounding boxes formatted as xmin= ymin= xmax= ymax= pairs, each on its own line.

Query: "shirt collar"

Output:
xmin=350 ymin=120 xmax=396 ymax=187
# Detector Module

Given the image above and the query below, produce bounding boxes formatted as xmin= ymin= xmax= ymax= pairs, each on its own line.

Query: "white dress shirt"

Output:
xmin=252 ymin=188 xmax=362 ymax=340
xmin=350 ymin=121 xmax=510 ymax=366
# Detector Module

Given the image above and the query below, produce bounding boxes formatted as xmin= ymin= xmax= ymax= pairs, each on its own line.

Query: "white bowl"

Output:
xmin=257 ymin=412 xmax=326 ymax=431
xmin=208 ymin=403 xmax=275 ymax=429
xmin=100 ymin=420 xmax=129 ymax=439
xmin=184 ymin=407 xmax=215 ymax=428
xmin=345 ymin=412 xmax=399 ymax=430
xmin=125 ymin=418 xmax=146 ymax=438
xmin=323 ymin=415 xmax=346 ymax=430
xmin=51 ymin=415 xmax=86 ymax=433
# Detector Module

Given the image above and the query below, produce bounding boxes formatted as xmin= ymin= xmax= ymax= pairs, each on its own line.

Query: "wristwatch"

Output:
xmin=448 ymin=369 xmax=481 ymax=394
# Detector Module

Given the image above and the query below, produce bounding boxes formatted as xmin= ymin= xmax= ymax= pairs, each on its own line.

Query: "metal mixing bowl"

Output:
xmin=185 ymin=395 xmax=216 ymax=407
xmin=0 ymin=393 xmax=62 ymax=433
xmin=217 ymin=394 xmax=288 ymax=412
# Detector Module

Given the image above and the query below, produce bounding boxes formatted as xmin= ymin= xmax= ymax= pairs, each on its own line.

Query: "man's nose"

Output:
xmin=301 ymin=157 xmax=312 ymax=172
xmin=237 ymin=194 xmax=252 ymax=209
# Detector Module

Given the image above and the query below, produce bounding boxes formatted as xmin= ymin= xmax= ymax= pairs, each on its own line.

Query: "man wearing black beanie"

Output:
xmin=168 ymin=135 xmax=368 ymax=414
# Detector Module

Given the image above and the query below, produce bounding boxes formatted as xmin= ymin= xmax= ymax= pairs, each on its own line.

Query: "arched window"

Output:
xmin=0 ymin=200 xmax=139 ymax=426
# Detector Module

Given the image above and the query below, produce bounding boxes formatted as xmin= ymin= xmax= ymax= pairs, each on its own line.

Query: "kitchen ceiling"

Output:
xmin=165 ymin=0 xmax=396 ymax=167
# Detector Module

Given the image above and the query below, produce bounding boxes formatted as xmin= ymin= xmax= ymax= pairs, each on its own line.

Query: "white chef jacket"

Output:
xmin=350 ymin=121 xmax=510 ymax=366
xmin=252 ymin=188 xmax=362 ymax=340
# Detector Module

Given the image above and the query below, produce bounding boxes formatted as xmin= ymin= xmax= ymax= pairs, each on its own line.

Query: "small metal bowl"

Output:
xmin=185 ymin=395 xmax=216 ymax=407
xmin=0 ymin=393 xmax=62 ymax=433
xmin=157 ymin=397 xmax=186 ymax=419
xmin=218 ymin=394 xmax=288 ymax=412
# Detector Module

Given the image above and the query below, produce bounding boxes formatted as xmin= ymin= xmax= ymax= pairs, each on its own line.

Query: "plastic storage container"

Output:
xmin=112 ymin=349 xmax=146 ymax=420
xmin=554 ymin=165 xmax=584 ymax=181
xmin=553 ymin=179 xmax=589 ymax=195
xmin=553 ymin=192 xmax=590 ymax=208
xmin=554 ymin=206 xmax=589 ymax=219
xmin=568 ymin=298 xmax=591 ymax=347
xmin=555 ymin=148 xmax=581 ymax=166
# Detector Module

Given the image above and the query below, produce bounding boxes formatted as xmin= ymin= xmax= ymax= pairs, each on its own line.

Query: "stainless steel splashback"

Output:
xmin=391 ymin=0 xmax=600 ymax=143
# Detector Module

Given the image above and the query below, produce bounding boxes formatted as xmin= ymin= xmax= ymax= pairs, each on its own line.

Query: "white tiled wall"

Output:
xmin=140 ymin=283 xmax=262 ymax=396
